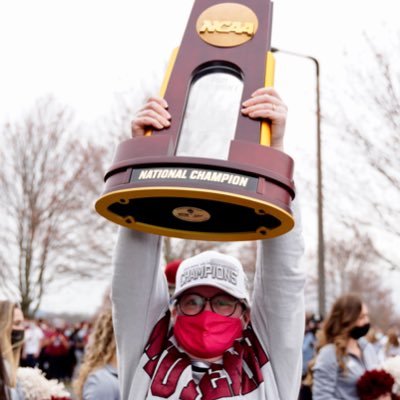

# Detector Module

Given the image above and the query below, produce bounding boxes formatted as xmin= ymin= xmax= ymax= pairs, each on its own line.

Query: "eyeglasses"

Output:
xmin=177 ymin=293 xmax=245 ymax=317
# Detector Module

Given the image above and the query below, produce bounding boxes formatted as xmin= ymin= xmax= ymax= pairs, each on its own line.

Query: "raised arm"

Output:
xmin=252 ymin=198 xmax=305 ymax=400
xmin=112 ymin=229 xmax=168 ymax=397
xmin=110 ymin=96 xmax=175 ymax=398
xmin=112 ymin=229 xmax=169 ymax=398
xmin=243 ymin=87 xmax=306 ymax=400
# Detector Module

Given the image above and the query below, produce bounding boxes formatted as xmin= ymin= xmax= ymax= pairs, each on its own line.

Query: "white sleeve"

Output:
xmin=111 ymin=227 xmax=169 ymax=398
xmin=251 ymin=198 xmax=306 ymax=400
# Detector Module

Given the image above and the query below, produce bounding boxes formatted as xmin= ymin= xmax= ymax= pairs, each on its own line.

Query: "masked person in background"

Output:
xmin=111 ymin=87 xmax=305 ymax=399
xmin=0 ymin=300 xmax=25 ymax=399
xmin=312 ymin=294 xmax=379 ymax=400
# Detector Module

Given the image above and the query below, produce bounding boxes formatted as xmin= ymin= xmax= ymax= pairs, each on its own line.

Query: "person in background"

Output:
xmin=312 ymin=293 xmax=379 ymax=400
xmin=21 ymin=319 xmax=44 ymax=368
xmin=41 ymin=319 xmax=70 ymax=380
xmin=302 ymin=312 xmax=323 ymax=378
xmin=69 ymin=321 xmax=90 ymax=378
xmin=73 ymin=307 xmax=119 ymax=400
xmin=384 ymin=328 xmax=400 ymax=360
xmin=0 ymin=300 xmax=25 ymax=399
xmin=366 ymin=326 xmax=386 ymax=363
xmin=164 ymin=259 xmax=182 ymax=296
xmin=37 ymin=319 xmax=53 ymax=376
xmin=299 ymin=313 xmax=323 ymax=400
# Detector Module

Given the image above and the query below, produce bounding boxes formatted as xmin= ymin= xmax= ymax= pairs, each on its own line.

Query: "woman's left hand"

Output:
xmin=241 ymin=87 xmax=288 ymax=151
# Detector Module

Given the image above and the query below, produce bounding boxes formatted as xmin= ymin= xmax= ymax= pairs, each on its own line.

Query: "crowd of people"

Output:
xmin=2 ymin=295 xmax=400 ymax=400
xmin=20 ymin=318 xmax=91 ymax=381
xmin=0 ymin=300 xmax=93 ymax=399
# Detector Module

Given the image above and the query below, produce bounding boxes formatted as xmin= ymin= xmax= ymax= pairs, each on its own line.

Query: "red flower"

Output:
xmin=357 ymin=369 xmax=395 ymax=400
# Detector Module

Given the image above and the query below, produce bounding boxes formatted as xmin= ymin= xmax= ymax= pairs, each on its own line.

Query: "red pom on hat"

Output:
xmin=357 ymin=369 xmax=395 ymax=400
xmin=164 ymin=259 xmax=182 ymax=285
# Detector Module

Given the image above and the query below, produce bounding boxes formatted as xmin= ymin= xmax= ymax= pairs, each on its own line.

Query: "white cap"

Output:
xmin=171 ymin=250 xmax=249 ymax=303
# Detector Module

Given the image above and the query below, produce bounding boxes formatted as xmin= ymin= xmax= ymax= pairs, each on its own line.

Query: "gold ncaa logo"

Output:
xmin=196 ymin=3 xmax=258 ymax=47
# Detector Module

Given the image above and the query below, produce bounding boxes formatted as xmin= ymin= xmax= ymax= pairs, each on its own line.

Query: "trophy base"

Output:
xmin=95 ymin=186 xmax=294 ymax=241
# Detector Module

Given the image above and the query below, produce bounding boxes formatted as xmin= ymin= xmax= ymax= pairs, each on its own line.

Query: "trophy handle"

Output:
xmin=260 ymin=51 xmax=275 ymax=146
xmin=145 ymin=48 xmax=180 ymax=137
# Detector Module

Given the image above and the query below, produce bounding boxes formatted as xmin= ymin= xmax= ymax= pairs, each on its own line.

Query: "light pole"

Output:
xmin=271 ymin=47 xmax=325 ymax=316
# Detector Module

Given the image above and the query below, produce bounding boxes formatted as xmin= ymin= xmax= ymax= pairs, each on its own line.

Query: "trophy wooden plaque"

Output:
xmin=95 ymin=0 xmax=295 ymax=241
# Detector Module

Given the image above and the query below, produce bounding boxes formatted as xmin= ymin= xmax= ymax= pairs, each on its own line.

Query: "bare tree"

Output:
xmin=312 ymin=230 xmax=397 ymax=326
xmin=324 ymin=231 xmax=383 ymax=299
xmin=307 ymin=31 xmax=400 ymax=323
xmin=348 ymin=267 xmax=395 ymax=331
xmin=324 ymin=32 xmax=400 ymax=266
xmin=0 ymin=96 xmax=114 ymax=316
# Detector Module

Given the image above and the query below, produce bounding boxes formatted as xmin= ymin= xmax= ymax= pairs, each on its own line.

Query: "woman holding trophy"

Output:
xmin=111 ymin=87 xmax=306 ymax=399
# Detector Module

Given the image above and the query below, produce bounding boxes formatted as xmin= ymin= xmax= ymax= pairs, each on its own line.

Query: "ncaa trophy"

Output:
xmin=95 ymin=0 xmax=295 ymax=241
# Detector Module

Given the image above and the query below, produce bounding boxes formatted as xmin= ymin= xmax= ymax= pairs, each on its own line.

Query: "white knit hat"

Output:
xmin=171 ymin=250 xmax=249 ymax=303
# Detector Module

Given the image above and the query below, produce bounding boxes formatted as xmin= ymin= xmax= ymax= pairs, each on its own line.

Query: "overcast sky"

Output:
xmin=1 ymin=0 xmax=398 ymax=315
xmin=1 ymin=0 xmax=396 ymax=122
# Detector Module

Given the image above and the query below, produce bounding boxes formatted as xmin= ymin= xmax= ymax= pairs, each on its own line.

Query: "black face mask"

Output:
xmin=349 ymin=323 xmax=370 ymax=339
xmin=11 ymin=329 xmax=25 ymax=345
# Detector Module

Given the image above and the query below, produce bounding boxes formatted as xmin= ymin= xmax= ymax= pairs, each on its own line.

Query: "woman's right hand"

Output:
xmin=131 ymin=96 xmax=171 ymax=137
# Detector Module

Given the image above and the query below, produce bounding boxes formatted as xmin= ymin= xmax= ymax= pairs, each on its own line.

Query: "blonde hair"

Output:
xmin=319 ymin=294 xmax=363 ymax=371
xmin=0 ymin=301 xmax=23 ymax=387
xmin=73 ymin=308 xmax=116 ymax=399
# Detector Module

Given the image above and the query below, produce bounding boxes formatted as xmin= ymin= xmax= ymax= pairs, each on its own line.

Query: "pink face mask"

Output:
xmin=174 ymin=310 xmax=243 ymax=359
